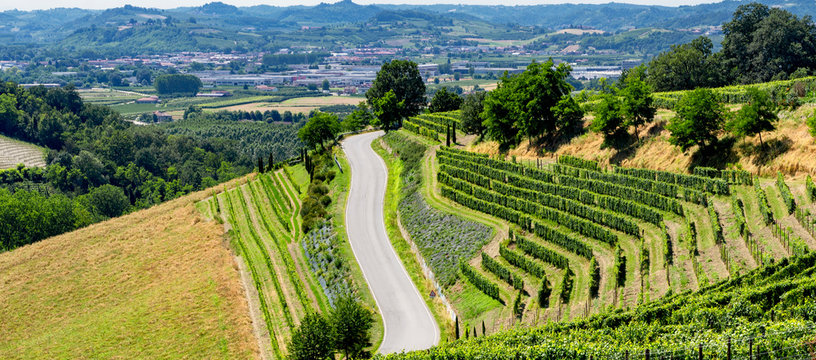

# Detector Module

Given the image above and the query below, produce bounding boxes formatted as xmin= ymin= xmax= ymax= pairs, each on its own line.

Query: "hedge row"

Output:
xmin=408 ymin=115 xmax=448 ymax=133
xmin=500 ymin=243 xmax=547 ymax=279
xmin=776 ymin=172 xmax=796 ymax=215
xmin=559 ymin=265 xmax=575 ymax=303
xmin=555 ymin=164 xmax=683 ymax=200
xmin=439 ymin=170 xmax=619 ymax=245
xmin=403 ymin=120 xmax=439 ymax=141
xmin=755 ymin=181 xmax=774 ymax=225
xmin=515 ymin=235 xmax=569 ymax=269
xmin=708 ymin=201 xmax=724 ymax=245
xmin=732 ymin=198 xmax=747 ymax=237
xmin=557 ymin=154 xmax=601 ymax=172
xmin=482 ymin=252 xmax=524 ymax=291
xmin=613 ymin=165 xmax=730 ymax=195
xmin=694 ymin=166 xmax=753 ymax=185
xmin=461 ymin=262 xmax=502 ymax=303
xmin=441 ymin=153 xmax=663 ymax=225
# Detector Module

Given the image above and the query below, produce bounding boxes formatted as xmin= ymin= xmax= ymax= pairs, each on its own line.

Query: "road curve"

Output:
xmin=342 ymin=131 xmax=440 ymax=354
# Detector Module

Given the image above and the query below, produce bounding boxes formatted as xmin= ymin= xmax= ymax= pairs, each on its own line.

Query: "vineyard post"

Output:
xmin=698 ymin=343 xmax=702 ymax=360
xmin=749 ymin=339 xmax=753 ymax=360
xmin=645 ymin=348 xmax=650 ymax=360
xmin=727 ymin=337 xmax=731 ymax=360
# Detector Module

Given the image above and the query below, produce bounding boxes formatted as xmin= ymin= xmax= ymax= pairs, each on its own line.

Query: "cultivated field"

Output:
xmin=0 ymin=178 xmax=259 ymax=359
xmin=212 ymin=95 xmax=363 ymax=114
xmin=0 ymin=135 xmax=46 ymax=169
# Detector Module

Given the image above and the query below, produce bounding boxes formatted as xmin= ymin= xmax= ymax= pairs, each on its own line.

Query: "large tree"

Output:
xmin=666 ymin=88 xmax=725 ymax=151
xmin=590 ymin=92 xmax=624 ymax=141
xmin=330 ymin=295 xmax=374 ymax=359
xmin=482 ymin=60 xmax=581 ymax=147
xmin=298 ymin=111 xmax=341 ymax=149
xmin=371 ymin=90 xmax=403 ymax=131
xmin=460 ymin=91 xmax=486 ymax=135
xmin=366 ymin=60 xmax=426 ymax=125
xmin=727 ymin=87 xmax=777 ymax=147
xmin=620 ymin=69 xmax=657 ymax=143
xmin=288 ymin=313 xmax=335 ymax=360
xmin=429 ymin=87 xmax=463 ymax=113
xmin=646 ymin=37 xmax=724 ymax=92
xmin=721 ymin=3 xmax=816 ymax=83
xmin=154 ymin=74 xmax=202 ymax=96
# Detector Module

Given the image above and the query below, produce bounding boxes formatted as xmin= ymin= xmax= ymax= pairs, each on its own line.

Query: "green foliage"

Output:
xmin=429 ymin=87 xmax=463 ymax=113
xmin=590 ymin=92 xmax=624 ymax=138
xmin=557 ymin=155 xmax=600 ymax=172
xmin=776 ymin=172 xmax=796 ymax=214
xmin=367 ymin=60 xmax=426 ymax=124
xmin=512 ymin=291 xmax=524 ymax=319
xmin=460 ymin=92 xmax=486 ymax=135
xmin=482 ymin=60 xmax=580 ymax=147
xmin=461 ymin=262 xmax=502 ymax=304
xmin=537 ymin=278 xmax=551 ymax=308
xmin=331 ymin=294 xmax=374 ymax=360
xmin=343 ymin=102 xmax=375 ymax=132
xmin=614 ymin=244 xmax=626 ymax=288
xmin=754 ymin=180 xmax=774 ymax=225
xmin=86 ymin=184 xmax=130 ymax=218
xmin=298 ymin=111 xmax=341 ymax=149
xmin=588 ymin=257 xmax=600 ymax=298
xmin=646 ymin=36 xmax=724 ymax=92
xmin=482 ymin=252 xmax=524 ymax=291
xmin=806 ymin=175 xmax=816 ymax=202
xmin=727 ymin=87 xmax=777 ymax=144
xmin=514 ymin=235 xmax=569 ymax=269
xmin=288 ymin=312 xmax=336 ymax=360
xmin=614 ymin=165 xmax=730 ymax=195
xmin=500 ymin=243 xmax=547 ymax=279
xmin=620 ymin=69 xmax=657 ymax=138
xmin=666 ymin=88 xmax=725 ymax=151
xmin=708 ymin=201 xmax=724 ymax=244
xmin=154 ymin=74 xmax=202 ymax=96
xmin=558 ymin=265 xmax=574 ymax=303
xmin=808 ymin=110 xmax=816 ymax=140
xmin=722 ymin=3 xmax=816 ymax=84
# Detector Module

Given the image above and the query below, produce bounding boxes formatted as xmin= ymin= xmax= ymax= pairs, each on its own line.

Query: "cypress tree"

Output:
xmin=258 ymin=157 xmax=264 ymax=173
xmin=267 ymin=153 xmax=274 ymax=172
xmin=481 ymin=320 xmax=486 ymax=337
xmin=472 ymin=326 xmax=477 ymax=338
xmin=538 ymin=278 xmax=551 ymax=308
xmin=446 ymin=125 xmax=451 ymax=147
xmin=452 ymin=122 xmax=457 ymax=143
xmin=465 ymin=326 xmax=469 ymax=339
xmin=455 ymin=316 xmax=459 ymax=339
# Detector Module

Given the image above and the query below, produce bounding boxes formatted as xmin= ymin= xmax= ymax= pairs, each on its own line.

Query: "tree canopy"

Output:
xmin=154 ymin=74 xmax=202 ymax=95
xmin=372 ymin=89 xmax=404 ymax=131
xmin=620 ymin=68 xmax=657 ymax=141
xmin=667 ymin=88 xmax=725 ymax=151
xmin=288 ymin=313 xmax=336 ymax=360
xmin=330 ymin=295 xmax=374 ymax=359
xmin=298 ymin=111 xmax=341 ymax=149
xmin=727 ymin=87 xmax=777 ymax=146
xmin=460 ymin=91 xmax=486 ymax=135
xmin=482 ymin=60 xmax=582 ymax=147
xmin=366 ymin=60 xmax=426 ymax=125
xmin=429 ymin=87 xmax=463 ymax=113
xmin=590 ymin=92 xmax=624 ymax=140
xmin=646 ymin=37 xmax=724 ymax=92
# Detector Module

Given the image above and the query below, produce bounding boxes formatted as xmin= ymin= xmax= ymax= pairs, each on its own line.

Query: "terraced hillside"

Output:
xmin=198 ymin=169 xmax=332 ymax=358
xmin=0 ymin=178 xmax=258 ymax=359
xmin=380 ymin=251 xmax=816 ymax=359
xmin=434 ymin=146 xmax=816 ymax=326
xmin=0 ymin=135 xmax=46 ymax=169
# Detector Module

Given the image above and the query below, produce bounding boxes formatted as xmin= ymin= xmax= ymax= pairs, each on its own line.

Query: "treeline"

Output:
xmin=0 ymin=83 xmax=262 ymax=251
xmin=154 ymin=74 xmax=202 ymax=95
xmin=262 ymin=52 xmax=330 ymax=66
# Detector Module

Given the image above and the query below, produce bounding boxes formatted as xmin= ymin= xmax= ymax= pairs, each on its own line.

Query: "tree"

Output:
xmin=288 ymin=313 xmax=335 ymax=360
xmin=620 ymin=69 xmax=657 ymax=143
xmin=331 ymin=295 xmax=374 ymax=359
xmin=808 ymin=110 xmax=816 ymax=141
xmin=366 ymin=59 xmax=426 ymax=123
xmin=461 ymin=91 xmax=486 ymax=135
xmin=537 ymin=278 xmax=551 ymax=308
xmin=322 ymin=79 xmax=330 ymax=91
xmin=667 ymin=88 xmax=725 ymax=151
xmin=344 ymin=102 xmax=375 ymax=131
xmin=721 ymin=3 xmax=816 ymax=83
xmin=482 ymin=60 xmax=580 ymax=147
xmin=727 ymin=87 xmax=777 ymax=147
xmin=589 ymin=257 xmax=600 ymax=298
xmin=646 ymin=37 xmax=724 ymax=91
xmin=154 ymin=74 xmax=202 ymax=95
xmin=590 ymin=92 xmax=624 ymax=141
xmin=298 ymin=112 xmax=341 ymax=150
xmin=372 ymin=90 xmax=404 ymax=131
xmin=429 ymin=87 xmax=463 ymax=113
xmin=87 ymin=184 xmax=130 ymax=218
xmin=615 ymin=244 xmax=627 ymax=288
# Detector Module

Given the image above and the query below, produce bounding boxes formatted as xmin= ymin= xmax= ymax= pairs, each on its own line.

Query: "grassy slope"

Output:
xmin=0 ymin=177 xmax=258 ymax=359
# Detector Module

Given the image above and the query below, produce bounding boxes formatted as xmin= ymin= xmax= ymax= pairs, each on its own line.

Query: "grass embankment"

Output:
xmin=0 ymin=177 xmax=258 ymax=359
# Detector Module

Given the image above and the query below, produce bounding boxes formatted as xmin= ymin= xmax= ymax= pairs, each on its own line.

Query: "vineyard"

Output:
xmin=198 ymin=168 xmax=331 ymax=358
xmin=0 ymin=135 xmax=46 ymax=170
xmin=403 ymin=111 xmax=463 ymax=142
xmin=379 ymin=251 xmax=816 ymax=359
xmin=425 ymin=140 xmax=816 ymax=332
xmin=161 ymin=118 xmax=303 ymax=161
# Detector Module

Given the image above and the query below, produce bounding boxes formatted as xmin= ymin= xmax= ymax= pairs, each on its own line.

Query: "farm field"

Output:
xmin=0 ymin=177 xmax=258 ymax=359
xmin=0 ymin=135 xmax=47 ymax=169
xmin=210 ymin=95 xmax=363 ymax=114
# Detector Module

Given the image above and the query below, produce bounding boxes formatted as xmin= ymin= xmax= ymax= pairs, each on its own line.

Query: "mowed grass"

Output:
xmin=0 ymin=134 xmax=46 ymax=169
xmin=0 ymin=178 xmax=259 ymax=359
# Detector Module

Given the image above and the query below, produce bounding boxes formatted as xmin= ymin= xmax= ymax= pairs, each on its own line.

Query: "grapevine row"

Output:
xmin=776 ymin=172 xmax=796 ymax=214
xmin=482 ymin=252 xmax=524 ymax=291
xmin=461 ymin=262 xmax=502 ymax=303
xmin=514 ymin=235 xmax=570 ymax=269
xmin=754 ymin=181 xmax=774 ymax=225
xmin=557 ymin=154 xmax=601 ymax=172
xmin=500 ymin=242 xmax=548 ymax=279
xmin=613 ymin=164 xmax=730 ymax=195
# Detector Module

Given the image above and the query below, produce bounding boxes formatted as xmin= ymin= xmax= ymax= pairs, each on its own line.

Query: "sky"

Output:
xmin=0 ymin=0 xmax=722 ymax=11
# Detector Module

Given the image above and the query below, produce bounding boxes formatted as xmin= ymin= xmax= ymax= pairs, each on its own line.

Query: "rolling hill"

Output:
xmin=0 ymin=177 xmax=259 ymax=358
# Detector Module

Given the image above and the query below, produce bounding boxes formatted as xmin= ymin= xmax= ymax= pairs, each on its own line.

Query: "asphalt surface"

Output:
xmin=341 ymin=131 xmax=440 ymax=354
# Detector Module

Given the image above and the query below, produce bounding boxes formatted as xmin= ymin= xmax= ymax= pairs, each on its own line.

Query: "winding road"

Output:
xmin=342 ymin=131 xmax=440 ymax=354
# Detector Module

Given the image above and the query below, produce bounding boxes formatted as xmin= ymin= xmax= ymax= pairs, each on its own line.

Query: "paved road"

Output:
xmin=342 ymin=131 xmax=439 ymax=354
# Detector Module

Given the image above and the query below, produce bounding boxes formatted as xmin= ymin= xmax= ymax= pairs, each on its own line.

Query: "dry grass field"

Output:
xmin=0 ymin=135 xmax=46 ymax=169
xmin=0 ymin=178 xmax=259 ymax=359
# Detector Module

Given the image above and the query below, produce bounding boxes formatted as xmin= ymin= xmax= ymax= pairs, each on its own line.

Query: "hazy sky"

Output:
xmin=0 ymin=0 xmax=722 ymax=11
